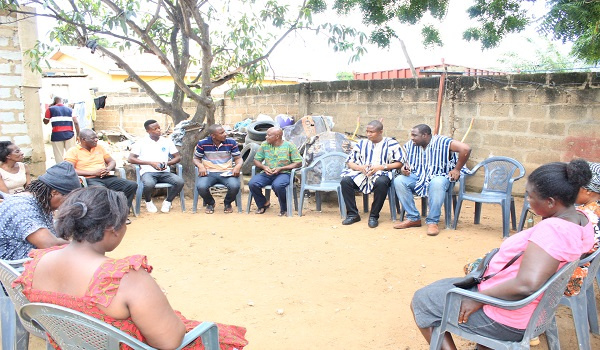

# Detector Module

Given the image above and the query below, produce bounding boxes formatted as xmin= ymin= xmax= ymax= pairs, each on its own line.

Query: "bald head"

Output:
xmin=79 ymin=129 xmax=95 ymax=139
xmin=265 ymin=127 xmax=283 ymax=145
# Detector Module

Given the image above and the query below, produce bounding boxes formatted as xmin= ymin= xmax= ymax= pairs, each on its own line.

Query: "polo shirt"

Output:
xmin=194 ymin=137 xmax=240 ymax=172
xmin=64 ymin=144 xmax=111 ymax=178
xmin=44 ymin=104 xmax=76 ymax=142
xmin=130 ymin=135 xmax=179 ymax=176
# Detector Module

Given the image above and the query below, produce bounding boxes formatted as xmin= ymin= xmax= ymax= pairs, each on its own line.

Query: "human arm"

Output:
xmin=232 ymin=155 xmax=243 ymax=176
xmin=0 ymin=177 xmax=8 ymax=193
xmin=26 ymin=228 xmax=69 ymax=248
xmin=192 ymin=156 xmax=207 ymax=176
xmin=458 ymin=242 xmax=559 ymax=324
xmin=72 ymin=116 xmax=80 ymax=136
xmin=448 ymin=140 xmax=471 ymax=181
xmin=43 ymin=108 xmax=50 ymax=124
xmin=168 ymin=152 xmax=180 ymax=166
xmin=271 ymin=161 xmax=302 ymax=175
xmin=24 ymin=164 xmax=31 ymax=187
xmin=128 ymin=153 xmax=163 ymax=171
xmin=254 ymin=159 xmax=273 ymax=175
xmin=119 ymin=268 xmax=186 ymax=349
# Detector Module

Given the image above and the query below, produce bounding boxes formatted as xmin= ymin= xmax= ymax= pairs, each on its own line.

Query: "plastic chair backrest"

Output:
xmin=0 ymin=259 xmax=47 ymax=339
xmin=20 ymin=302 xmax=152 ymax=349
xmin=525 ymin=260 xmax=579 ymax=339
xmin=476 ymin=156 xmax=525 ymax=194
xmin=579 ymin=248 xmax=600 ymax=292
xmin=303 ymin=152 xmax=347 ymax=186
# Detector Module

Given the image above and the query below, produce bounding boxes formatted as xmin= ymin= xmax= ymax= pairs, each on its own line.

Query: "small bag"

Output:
xmin=454 ymin=248 xmax=523 ymax=289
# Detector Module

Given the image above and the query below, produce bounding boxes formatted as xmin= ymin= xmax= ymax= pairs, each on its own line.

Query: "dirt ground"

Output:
xmin=29 ymin=190 xmax=600 ymax=349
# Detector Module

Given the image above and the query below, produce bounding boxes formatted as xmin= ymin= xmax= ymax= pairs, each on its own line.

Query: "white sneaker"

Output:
xmin=161 ymin=200 xmax=172 ymax=213
xmin=145 ymin=201 xmax=157 ymax=213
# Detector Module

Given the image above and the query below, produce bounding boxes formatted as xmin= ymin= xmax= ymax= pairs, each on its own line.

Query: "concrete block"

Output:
xmin=0 ymin=87 xmax=11 ymax=98
xmin=0 ymin=50 xmax=21 ymax=61
xmin=0 ymin=100 xmax=24 ymax=110
xmin=0 ymin=63 xmax=12 ymax=74
xmin=13 ymin=135 xmax=31 ymax=145
xmin=528 ymin=122 xmax=566 ymax=136
xmin=512 ymin=104 xmax=548 ymax=120
xmin=455 ymin=103 xmax=479 ymax=119
xmin=0 ymin=111 xmax=15 ymax=122
xmin=380 ymin=90 xmax=403 ymax=103
xmin=316 ymin=91 xmax=335 ymax=103
xmin=415 ymin=102 xmax=438 ymax=117
xmin=0 ymin=135 xmax=11 ymax=142
xmin=366 ymin=104 xmax=390 ymax=116
xmin=0 ymin=75 xmax=22 ymax=87
xmin=549 ymin=105 xmax=588 ymax=122
xmin=13 ymin=64 xmax=21 ymax=74
xmin=482 ymin=133 xmax=514 ymax=147
xmin=337 ymin=91 xmax=357 ymax=103
xmin=525 ymin=150 xmax=561 ymax=164
xmin=1 ymin=123 xmax=27 ymax=134
xmin=480 ymin=104 xmax=510 ymax=118
xmin=349 ymin=80 xmax=370 ymax=90
xmin=402 ymin=89 xmax=433 ymax=102
xmin=18 ymin=112 xmax=24 ymax=121
xmin=21 ymin=148 xmax=32 ymax=157
xmin=568 ymin=89 xmax=600 ymax=105
xmin=370 ymin=79 xmax=393 ymax=91
xmin=0 ymin=37 xmax=9 ymax=47
xmin=357 ymin=90 xmax=380 ymax=103
xmin=328 ymin=81 xmax=350 ymax=92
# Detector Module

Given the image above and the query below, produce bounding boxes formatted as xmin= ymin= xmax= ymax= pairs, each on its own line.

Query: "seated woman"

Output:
xmin=14 ymin=186 xmax=248 ymax=350
xmin=411 ymin=159 xmax=595 ymax=349
xmin=576 ymin=161 xmax=600 ymax=241
xmin=0 ymin=161 xmax=80 ymax=260
xmin=0 ymin=141 xmax=30 ymax=194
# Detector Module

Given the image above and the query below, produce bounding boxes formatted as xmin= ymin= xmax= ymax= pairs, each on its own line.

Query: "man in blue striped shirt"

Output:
xmin=193 ymin=124 xmax=242 ymax=214
xmin=393 ymin=124 xmax=471 ymax=236
xmin=340 ymin=121 xmax=403 ymax=228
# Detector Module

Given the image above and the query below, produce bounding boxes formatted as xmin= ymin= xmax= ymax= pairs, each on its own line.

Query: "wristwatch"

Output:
xmin=384 ymin=164 xmax=388 ymax=171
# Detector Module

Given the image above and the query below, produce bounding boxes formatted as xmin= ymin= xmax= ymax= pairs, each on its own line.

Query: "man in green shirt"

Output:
xmin=249 ymin=127 xmax=302 ymax=216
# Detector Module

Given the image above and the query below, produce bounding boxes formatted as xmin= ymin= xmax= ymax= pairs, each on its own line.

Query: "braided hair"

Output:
xmin=24 ymin=180 xmax=54 ymax=214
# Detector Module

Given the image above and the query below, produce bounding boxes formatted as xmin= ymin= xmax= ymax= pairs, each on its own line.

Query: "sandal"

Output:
xmin=224 ymin=204 xmax=233 ymax=214
xmin=126 ymin=218 xmax=132 ymax=225
xmin=278 ymin=211 xmax=287 ymax=217
xmin=255 ymin=203 xmax=270 ymax=214
xmin=205 ymin=204 xmax=215 ymax=214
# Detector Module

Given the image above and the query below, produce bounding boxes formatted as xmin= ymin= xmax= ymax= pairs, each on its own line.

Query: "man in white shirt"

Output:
xmin=128 ymin=120 xmax=184 ymax=213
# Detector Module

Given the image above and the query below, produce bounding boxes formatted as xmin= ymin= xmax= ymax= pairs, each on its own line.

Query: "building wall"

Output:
xmin=95 ymin=72 xmax=600 ymax=194
xmin=0 ymin=8 xmax=45 ymax=175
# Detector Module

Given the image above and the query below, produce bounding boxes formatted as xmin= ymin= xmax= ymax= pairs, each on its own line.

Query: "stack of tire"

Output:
xmin=240 ymin=120 xmax=276 ymax=175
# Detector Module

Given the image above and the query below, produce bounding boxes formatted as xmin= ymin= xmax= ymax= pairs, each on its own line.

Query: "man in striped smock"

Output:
xmin=43 ymin=96 xmax=79 ymax=164
xmin=393 ymin=124 xmax=471 ymax=236
xmin=340 ymin=120 xmax=403 ymax=228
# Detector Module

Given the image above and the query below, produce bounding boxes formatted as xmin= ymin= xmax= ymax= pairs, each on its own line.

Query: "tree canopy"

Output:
xmin=333 ymin=0 xmax=600 ymax=64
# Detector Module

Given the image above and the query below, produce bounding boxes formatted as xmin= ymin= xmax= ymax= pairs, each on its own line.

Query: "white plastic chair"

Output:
xmin=298 ymin=152 xmax=347 ymax=218
xmin=20 ymin=302 xmax=219 ymax=350
xmin=430 ymin=260 xmax=579 ymax=350
xmin=134 ymin=164 xmax=185 ymax=216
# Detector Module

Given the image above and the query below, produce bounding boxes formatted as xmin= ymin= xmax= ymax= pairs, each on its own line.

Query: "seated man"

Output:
xmin=0 ymin=162 xmax=80 ymax=260
xmin=340 ymin=120 xmax=403 ymax=228
xmin=128 ymin=119 xmax=184 ymax=213
xmin=65 ymin=129 xmax=138 ymax=218
xmin=393 ymin=124 xmax=471 ymax=236
xmin=248 ymin=127 xmax=302 ymax=216
xmin=193 ymin=124 xmax=242 ymax=214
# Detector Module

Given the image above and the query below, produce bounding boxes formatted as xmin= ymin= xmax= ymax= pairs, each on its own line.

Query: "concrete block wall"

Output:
xmin=0 ymin=9 xmax=44 ymax=175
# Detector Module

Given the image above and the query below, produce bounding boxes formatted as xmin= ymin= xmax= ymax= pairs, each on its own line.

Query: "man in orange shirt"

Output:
xmin=65 ymin=129 xmax=137 ymax=216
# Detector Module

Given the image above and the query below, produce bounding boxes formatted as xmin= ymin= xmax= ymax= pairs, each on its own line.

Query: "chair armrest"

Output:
xmin=176 ymin=163 xmax=183 ymax=177
xmin=116 ymin=167 xmax=126 ymax=179
xmin=446 ymin=287 xmax=547 ymax=311
xmin=134 ymin=165 xmax=141 ymax=182
xmin=176 ymin=321 xmax=219 ymax=350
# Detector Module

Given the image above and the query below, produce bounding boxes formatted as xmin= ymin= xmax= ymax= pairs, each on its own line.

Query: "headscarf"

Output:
xmin=584 ymin=161 xmax=600 ymax=194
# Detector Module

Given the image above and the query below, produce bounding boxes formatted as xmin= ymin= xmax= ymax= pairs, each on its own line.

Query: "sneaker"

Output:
xmin=145 ymin=201 xmax=157 ymax=213
xmin=161 ymin=200 xmax=172 ymax=213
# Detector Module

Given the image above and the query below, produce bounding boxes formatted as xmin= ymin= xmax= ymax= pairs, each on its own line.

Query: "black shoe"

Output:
xmin=342 ymin=216 xmax=361 ymax=225
xmin=368 ymin=217 xmax=378 ymax=228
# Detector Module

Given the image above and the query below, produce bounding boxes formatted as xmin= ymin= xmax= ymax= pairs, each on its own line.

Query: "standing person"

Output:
xmin=0 ymin=162 xmax=80 ymax=260
xmin=411 ymin=159 xmax=594 ymax=348
xmin=393 ymin=124 xmax=471 ymax=236
xmin=248 ymin=127 xmax=302 ymax=216
xmin=0 ymin=141 xmax=30 ymax=194
xmin=64 ymin=129 xmax=137 ymax=220
xmin=128 ymin=120 xmax=184 ymax=213
xmin=340 ymin=120 xmax=403 ymax=228
xmin=44 ymin=96 xmax=79 ymax=163
xmin=14 ymin=186 xmax=249 ymax=350
xmin=193 ymin=124 xmax=243 ymax=214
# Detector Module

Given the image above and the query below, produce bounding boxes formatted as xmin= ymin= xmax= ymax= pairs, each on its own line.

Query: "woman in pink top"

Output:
xmin=411 ymin=159 xmax=595 ymax=349
xmin=0 ymin=141 xmax=30 ymax=194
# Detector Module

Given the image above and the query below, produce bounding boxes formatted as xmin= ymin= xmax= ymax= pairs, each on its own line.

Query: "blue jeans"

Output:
xmin=394 ymin=173 xmax=449 ymax=224
xmin=195 ymin=172 xmax=241 ymax=206
xmin=141 ymin=172 xmax=184 ymax=202
xmin=248 ymin=172 xmax=290 ymax=213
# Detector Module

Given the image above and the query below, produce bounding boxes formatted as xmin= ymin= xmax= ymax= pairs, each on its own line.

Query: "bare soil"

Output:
xmin=29 ymin=192 xmax=600 ymax=349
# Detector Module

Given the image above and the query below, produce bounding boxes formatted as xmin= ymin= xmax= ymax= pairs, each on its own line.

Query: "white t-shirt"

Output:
xmin=130 ymin=135 xmax=179 ymax=175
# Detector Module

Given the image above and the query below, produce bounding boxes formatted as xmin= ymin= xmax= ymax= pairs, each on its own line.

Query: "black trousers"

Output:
xmin=341 ymin=176 xmax=390 ymax=219
xmin=86 ymin=175 xmax=138 ymax=208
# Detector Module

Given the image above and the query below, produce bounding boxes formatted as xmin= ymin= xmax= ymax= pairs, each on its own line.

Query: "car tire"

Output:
xmin=240 ymin=142 xmax=261 ymax=175
xmin=247 ymin=120 xmax=276 ymax=142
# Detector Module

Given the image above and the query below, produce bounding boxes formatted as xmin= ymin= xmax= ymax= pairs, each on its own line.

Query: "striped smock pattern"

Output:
xmin=404 ymin=135 xmax=457 ymax=197
xmin=341 ymin=137 xmax=403 ymax=194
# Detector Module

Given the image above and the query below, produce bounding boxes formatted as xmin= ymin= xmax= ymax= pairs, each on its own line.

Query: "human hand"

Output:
xmin=366 ymin=165 xmax=380 ymax=177
xmin=151 ymin=162 xmax=163 ymax=171
xmin=232 ymin=166 xmax=241 ymax=177
xmin=448 ymin=169 xmax=460 ymax=181
xmin=458 ymin=299 xmax=483 ymax=324
xmin=263 ymin=167 xmax=274 ymax=175
xmin=197 ymin=166 xmax=207 ymax=177
xmin=98 ymin=168 xmax=110 ymax=178
xmin=401 ymin=164 xmax=411 ymax=176
xmin=271 ymin=167 xmax=281 ymax=175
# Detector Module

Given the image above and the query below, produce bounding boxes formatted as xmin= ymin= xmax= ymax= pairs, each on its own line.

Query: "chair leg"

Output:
xmin=429 ymin=327 xmax=444 ymax=350
xmin=192 ymin=186 xmax=199 ymax=213
xmin=587 ymin=284 xmax=600 ymax=335
xmin=421 ymin=198 xmax=427 ymax=217
xmin=236 ymin=188 xmax=242 ymax=213
xmin=444 ymin=192 xmax=452 ymax=229
xmin=569 ymin=296 xmax=592 ymax=350
xmin=517 ymin=199 xmax=529 ymax=232
xmin=362 ymin=194 xmax=369 ymax=213
xmin=452 ymin=198 xmax=463 ymax=230
xmin=502 ymin=200 xmax=511 ymax=239
xmin=337 ymin=187 xmax=346 ymax=219
xmin=388 ymin=186 xmax=397 ymax=221
xmin=246 ymin=192 xmax=253 ymax=214
xmin=473 ymin=202 xmax=482 ymax=224
xmin=545 ymin=317 xmax=561 ymax=350
xmin=134 ymin=186 xmax=142 ymax=217
xmin=316 ymin=192 xmax=322 ymax=212
xmin=510 ymin=198 xmax=517 ymax=230
xmin=179 ymin=189 xmax=186 ymax=212
xmin=298 ymin=188 xmax=305 ymax=217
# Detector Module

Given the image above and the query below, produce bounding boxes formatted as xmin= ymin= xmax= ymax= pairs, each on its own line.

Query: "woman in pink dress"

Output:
xmin=14 ymin=186 xmax=248 ymax=350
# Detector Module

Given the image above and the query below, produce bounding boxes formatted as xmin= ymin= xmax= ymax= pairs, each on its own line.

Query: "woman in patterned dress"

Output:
xmin=14 ymin=186 xmax=248 ymax=350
